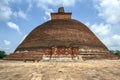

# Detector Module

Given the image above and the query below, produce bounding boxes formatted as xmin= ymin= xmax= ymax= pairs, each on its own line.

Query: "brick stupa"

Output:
xmin=4 ymin=7 xmax=118 ymax=61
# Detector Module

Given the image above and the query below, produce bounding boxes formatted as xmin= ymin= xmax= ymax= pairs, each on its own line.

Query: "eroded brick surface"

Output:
xmin=4 ymin=7 xmax=118 ymax=61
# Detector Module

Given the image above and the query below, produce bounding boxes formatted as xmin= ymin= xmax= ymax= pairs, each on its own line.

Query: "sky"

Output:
xmin=0 ymin=0 xmax=120 ymax=54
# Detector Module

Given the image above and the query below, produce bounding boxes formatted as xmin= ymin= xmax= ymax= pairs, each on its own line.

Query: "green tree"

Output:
xmin=110 ymin=50 xmax=120 ymax=57
xmin=115 ymin=50 xmax=120 ymax=56
xmin=0 ymin=51 xmax=7 ymax=59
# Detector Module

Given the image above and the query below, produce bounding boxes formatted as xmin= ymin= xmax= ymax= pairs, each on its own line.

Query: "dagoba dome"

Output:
xmin=4 ymin=7 xmax=117 ymax=61
xmin=16 ymin=19 xmax=107 ymax=52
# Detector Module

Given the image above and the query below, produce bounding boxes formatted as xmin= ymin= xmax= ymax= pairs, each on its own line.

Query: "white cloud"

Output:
xmin=26 ymin=0 xmax=77 ymax=20
xmin=91 ymin=23 xmax=111 ymax=37
xmin=94 ymin=0 xmax=120 ymax=24
xmin=43 ymin=16 xmax=47 ymax=20
xmin=36 ymin=0 xmax=76 ymax=10
xmin=17 ymin=10 xmax=27 ymax=20
xmin=26 ymin=0 xmax=33 ymax=11
xmin=44 ymin=8 xmax=54 ymax=20
xmin=62 ymin=0 xmax=76 ymax=6
xmin=37 ymin=1 xmax=54 ymax=20
xmin=0 ymin=0 xmax=27 ymax=21
xmin=105 ymin=34 xmax=120 ymax=50
xmin=13 ymin=10 xmax=27 ymax=20
xmin=112 ymin=34 xmax=120 ymax=40
xmin=93 ymin=0 xmax=120 ymax=50
xmin=111 ymin=34 xmax=120 ymax=48
xmin=37 ymin=0 xmax=76 ymax=8
xmin=4 ymin=40 xmax=11 ymax=46
xmin=0 ymin=0 xmax=12 ymax=20
xmin=45 ymin=9 xmax=53 ymax=16
xmin=36 ymin=0 xmax=76 ymax=20
xmin=90 ymin=23 xmax=111 ymax=48
xmin=7 ymin=22 xmax=22 ymax=34
xmin=89 ymin=23 xmax=120 ymax=50
xmin=11 ymin=0 xmax=22 ymax=3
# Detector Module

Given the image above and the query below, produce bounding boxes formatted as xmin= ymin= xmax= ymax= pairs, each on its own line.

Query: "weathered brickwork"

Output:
xmin=4 ymin=7 xmax=118 ymax=61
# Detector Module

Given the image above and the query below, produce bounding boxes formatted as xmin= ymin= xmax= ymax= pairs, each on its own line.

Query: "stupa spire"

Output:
xmin=58 ymin=7 xmax=64 ymax=13
xmin=51 ymin=7 xmax=72 ymax=20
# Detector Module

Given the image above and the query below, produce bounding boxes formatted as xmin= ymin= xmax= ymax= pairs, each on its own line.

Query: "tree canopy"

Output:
xmin=0 ymin=51 xmax=7 ymax=59
xmin=110 ymin=50 xmax=120 ymax=57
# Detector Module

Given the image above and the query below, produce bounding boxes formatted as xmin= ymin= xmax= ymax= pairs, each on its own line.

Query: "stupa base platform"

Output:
xmin=4 ymin=52 xmax=43 ymax=61
xmin=4 ymin=52 xmax=119 ymax=61
xmin=81 ymin=53 xmax=119 ymax=60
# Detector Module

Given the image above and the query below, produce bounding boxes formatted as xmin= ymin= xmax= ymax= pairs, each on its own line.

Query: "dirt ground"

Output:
xmin=0 ymin=60 xmax=120 ymax=80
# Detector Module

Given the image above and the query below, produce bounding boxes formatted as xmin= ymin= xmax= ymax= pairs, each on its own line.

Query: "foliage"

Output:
xmin=0 ymin=51 xmax=7 ymax=59
xmin=110 ymin=50 xmax=120 ymax=57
